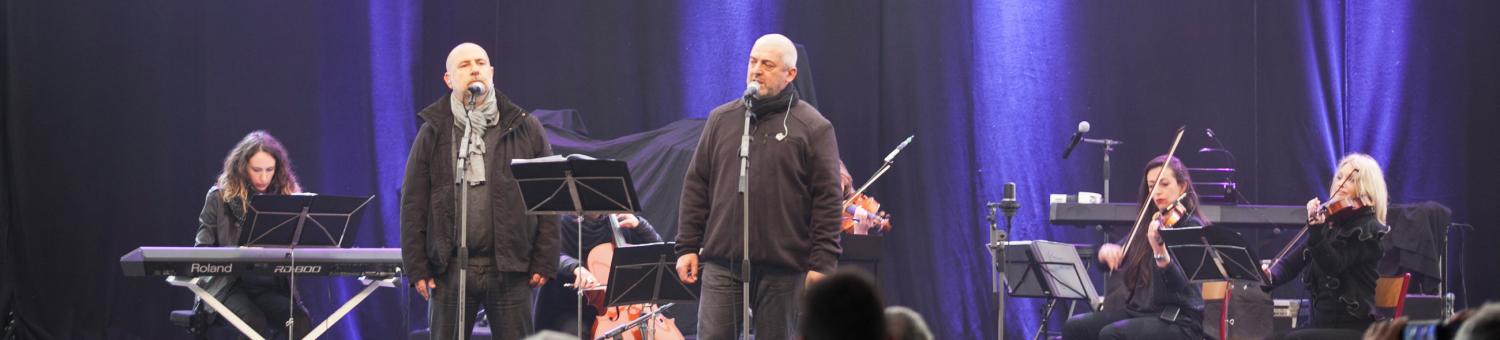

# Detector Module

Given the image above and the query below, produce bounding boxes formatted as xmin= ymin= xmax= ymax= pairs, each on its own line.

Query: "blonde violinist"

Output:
xmin=1263 ymin=153 xmax=1390 ymax=340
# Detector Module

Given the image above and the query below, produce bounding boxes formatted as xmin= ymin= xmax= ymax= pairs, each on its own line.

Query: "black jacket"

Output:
xmin=193 ymin=187 xmax=293 ymax=314
xmin=1102 ymin=216 xmax=1207 ymax=334
xmin=1267 ymin=208 xmax=1388 ymax=327
xmin=400 ymin=92 xmax=560 ymax=281
xmin=675 ymin=97 xmax=843 ymax=274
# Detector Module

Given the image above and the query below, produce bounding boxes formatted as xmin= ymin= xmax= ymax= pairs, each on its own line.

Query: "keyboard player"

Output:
xmin=192 ymin=131 xmax=311 ymax=338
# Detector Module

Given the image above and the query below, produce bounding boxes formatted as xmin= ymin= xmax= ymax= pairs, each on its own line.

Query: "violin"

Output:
xmin=1154 ymin=192 xmax=1189 ymax=228
xmin=842 ymin=193 xmax=891 ymax=235
xmin=1100 ymin=126 xmax=1189 ymax=313
xmin=1264 ymin=169 xmax=1362 ymax=281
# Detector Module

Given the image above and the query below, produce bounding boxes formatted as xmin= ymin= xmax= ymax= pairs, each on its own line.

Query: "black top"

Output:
xmin=558 ymin=214 xmax=663 ymax=279
xmin=1267 ymin=208 xmax=1388 ymax=328
xmin=1102 ymin=216 xmax=1207 ymax=334
xmin=675 ymin=95 xmax=844 ymax=273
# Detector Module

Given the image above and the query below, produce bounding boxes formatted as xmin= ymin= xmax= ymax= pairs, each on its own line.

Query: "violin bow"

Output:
xmin=1117 ymin=126 xmax=1188 ymax=268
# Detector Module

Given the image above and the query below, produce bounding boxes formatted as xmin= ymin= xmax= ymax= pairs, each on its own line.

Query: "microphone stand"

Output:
xmin=453 ymin=91 xmax=479 ymax=340
xmin=986 ymin=193 xmax=1019 ymax=340
xmin=1080 ymin=138 xmax=1122 ymax=203
xmin=985 ymin=203 xmax=1005 ymax=340
xmin=737 ymin=96 xmax=754 ymax=340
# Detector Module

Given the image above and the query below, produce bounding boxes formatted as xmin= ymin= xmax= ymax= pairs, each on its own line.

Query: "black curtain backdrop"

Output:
xmin=4 ymin=1 xmax=1498 ymax=339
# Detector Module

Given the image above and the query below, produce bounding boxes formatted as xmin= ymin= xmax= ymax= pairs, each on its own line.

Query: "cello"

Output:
xmin=582 ymin=214 xmax=684 ymax=340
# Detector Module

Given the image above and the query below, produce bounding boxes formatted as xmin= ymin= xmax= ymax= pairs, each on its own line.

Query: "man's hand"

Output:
xmin=529 ymin=273 xmax=547 ymax=288
xmin=573 ymin=267 xmax=600 ymax=290
xmin=616 ymin=214 xmax=640 ymax=229
xmin=676 ymin=253 xmax=699 ymax=284
xmin=805 ymin=270 xmax=827 ymax=287
xmin=415 ymin=278 xmax=437 ymax=300
xmin=1099 ymin=243 xmax=1124 ymax=270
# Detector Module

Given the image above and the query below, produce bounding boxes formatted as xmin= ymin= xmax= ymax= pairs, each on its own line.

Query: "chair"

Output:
xmin=1201 ymin=280 xmax=1274 ymax=340
xmin=1202 ymin=280 xmax=1230 ymax=340
xmin=1375 ymin=273 xmax=1412 ymax=318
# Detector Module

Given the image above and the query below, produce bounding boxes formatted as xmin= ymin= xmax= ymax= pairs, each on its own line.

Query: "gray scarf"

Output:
xmin=450 ymin=90 xmax=499 ymax=185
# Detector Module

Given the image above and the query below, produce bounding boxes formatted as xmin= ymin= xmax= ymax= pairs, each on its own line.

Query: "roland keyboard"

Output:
xmin=120 ymin=246 xmax=402 ymax=278
xmin=1049 ymin=202 xmax=1307 ymax=227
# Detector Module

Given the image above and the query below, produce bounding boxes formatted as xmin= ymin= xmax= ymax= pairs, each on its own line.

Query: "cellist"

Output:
xmin=1263 ymin=153 xmax=1390 ymax=340
xmin=533 ymin=213 xmax=662 ymax=338
xmin=1063 ymin=155 xmax=1211 ymax=340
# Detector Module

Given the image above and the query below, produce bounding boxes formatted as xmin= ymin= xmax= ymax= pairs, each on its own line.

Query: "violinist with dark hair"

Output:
xmin=1262 ymin=153 xmax=1390 ymax=340
xmin=1062 ymin=155 xmax=1210 ymax=340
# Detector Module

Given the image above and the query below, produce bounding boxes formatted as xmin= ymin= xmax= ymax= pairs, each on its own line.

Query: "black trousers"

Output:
xmin=533 ymin=281 xmax=599 ymax=339
xmin=428 ymin=260 xmax=534 ymax=340
xmin=221 ymin=279 xmax=311 ymax=340
xmin=1062 ymin=309 xmax=1201 ymax=340
xmin=696 ymin=261 xmax=804 ymax=340
xmin=1270 ymin=321 xmax=1371 ymax=340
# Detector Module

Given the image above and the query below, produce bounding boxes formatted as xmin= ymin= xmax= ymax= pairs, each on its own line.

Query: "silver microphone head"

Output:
xmin=743 ymin=82 xmax=761 ymax=98
xmin=466 ymin=82 xmax=485 ymax=95
xmin=1078 ymin=121 xmax=1091 ymax=133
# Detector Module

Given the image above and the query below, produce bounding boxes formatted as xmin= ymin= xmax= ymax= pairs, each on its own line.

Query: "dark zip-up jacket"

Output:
xmin=400 ymin=91 xmax=560 ymax=281
xmin=675 ymin=98 xmax=843 ymax=274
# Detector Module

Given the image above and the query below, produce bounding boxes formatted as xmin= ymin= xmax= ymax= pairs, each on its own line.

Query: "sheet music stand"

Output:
xmin=594 ymin=242 xmax=698 ymax=339
xmin=511 ymin=155 xmax=642 ymax=216
xmin=511 ymin=155 xmax=642 ymax=340
xmin=1159 ymin=226 xmax=1266 ymax=284
xmin=197 ymin=193 xmax=383 ymax=340
xmin=1160 ymin=225 xmax=1269 ymax=340
xmin=243 ymin=194 xmax=374 ymax=247
xmin=1004 ymin=240 xmax=1099 ymax=340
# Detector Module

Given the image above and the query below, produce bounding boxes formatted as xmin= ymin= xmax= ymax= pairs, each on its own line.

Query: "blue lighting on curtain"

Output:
xmin=366 ymin=0 xmax=420 ymax=336
xmin=368 ymin=0 xmax=418 ymax=249
xmin=1345 ymin=0 xmax=1467 ymax=205
xmin=972 ymin=1 xmax=1087 ymax=338
xmin=676 ymin=1 xmax=781 ymax=118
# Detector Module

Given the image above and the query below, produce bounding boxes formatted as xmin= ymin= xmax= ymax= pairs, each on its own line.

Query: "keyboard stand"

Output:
xmin=166 ymin=275 xmax=396 ymax=340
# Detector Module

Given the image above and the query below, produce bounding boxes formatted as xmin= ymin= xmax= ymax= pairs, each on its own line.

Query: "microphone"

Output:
xmin=1062 ymin=121 xmax=1090 ymax=159
xmin=464 ymin=81 xmax=485 ymax=110
xmin=883 ymin=135 xmax=915 ymax=163
xmin=1000 ymin=182 xmax=1020 ymax=215
xmin=1205 ymin=128 xmax=1217 ymax=139
xmin=743 ymin=82 xmax=761 ymax=100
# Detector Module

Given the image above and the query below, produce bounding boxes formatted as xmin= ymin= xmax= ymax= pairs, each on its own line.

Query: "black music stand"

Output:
xmin=511 ymin=155 xmax=641 ymax=216
xmin=1159 ymin=226 xmax=1266 ymax=284
xmin=597 ymin=242 xmax=698 ymax=339
xmin=511 ymin=154 xmax=642 ymax=340
xmin=243 ymin=194 xmax=374 ymax=248
xmin=179 ymin=193 xmax=384 ymax=340
xmin=1004 ymin=240 xmax=1099 ymax=340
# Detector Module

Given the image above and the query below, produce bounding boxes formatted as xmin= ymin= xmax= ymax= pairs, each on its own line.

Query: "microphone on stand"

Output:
xmin=465 ymin=81 xmax=485 ymax=110
xmin=1063 ymin=121 xmax=1091 ymax=159
xmin=742 ymin=82 xmax=761 ymax=110
xmin=1000 ymin=182 xmax=1020 ymax=221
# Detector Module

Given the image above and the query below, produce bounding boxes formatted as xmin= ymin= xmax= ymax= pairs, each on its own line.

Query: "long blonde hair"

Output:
xmin=1332 ymin=153 xmax=1388 ymax=224
xmin=216 ymin=131 xmax=302 ymax=210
